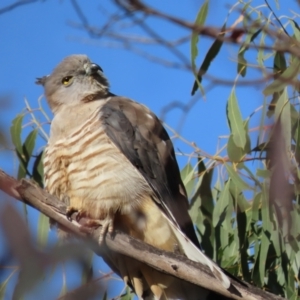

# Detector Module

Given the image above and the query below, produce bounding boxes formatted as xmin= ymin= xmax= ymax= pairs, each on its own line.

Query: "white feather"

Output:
xmin=161 ymin=210 xmax=231 ymax=289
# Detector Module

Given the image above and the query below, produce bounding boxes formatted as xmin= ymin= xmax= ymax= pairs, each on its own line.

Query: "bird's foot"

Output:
xmin=65 ymin=206 xmax=84 ymax=222
xmin=66 ymin=208 xmax=114 ymax=244
xmin=79 ymin=215 xmax=114 ymax=244
xmin=98 ymin=213 xmax=114 ymax=244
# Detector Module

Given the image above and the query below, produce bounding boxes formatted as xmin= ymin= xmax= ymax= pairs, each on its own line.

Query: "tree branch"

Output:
xmin=0 ymin=169 xmax=285 ymax=300
xmin=0 ymin=0 xmax=40 ymax=16
xmin=114 ymin=0 xmax=300 ymax=60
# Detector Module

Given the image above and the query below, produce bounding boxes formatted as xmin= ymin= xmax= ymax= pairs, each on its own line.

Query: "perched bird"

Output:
xmin=38 ymin=55 xmax=231 ymax=299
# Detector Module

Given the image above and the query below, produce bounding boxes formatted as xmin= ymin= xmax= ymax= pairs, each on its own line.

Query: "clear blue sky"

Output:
xmin=0 ymin=0 xmax=298 ymax=299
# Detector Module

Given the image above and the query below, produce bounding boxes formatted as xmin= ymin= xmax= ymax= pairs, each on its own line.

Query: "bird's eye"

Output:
xmin=62 ymin=76 xmax=73 ymax=86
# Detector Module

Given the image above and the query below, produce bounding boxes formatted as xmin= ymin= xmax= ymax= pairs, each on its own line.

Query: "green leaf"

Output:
xmin=252 ymin=192 xmax=262 ymax=223
xmin=237 ymin=53 xmax=247 ymax=77
xmin=181 ymin=163 xmax=195 ymax=198
xmin=227 ymin=134 xmax=244 ymax=162
xmin=190 ymin=1 xmax=209 ymax=95
xmin=233 ymin=183 xmax=250 ymax=280
xmin=263 ymin=58 xmax=300 ymax=95
xmin=259 ymin=231 xmax=270 ymax=286
xmin=237 ymin=28 xmax=262 ymax=77
xmin=120 ymin=287 xmax=133 ymax=300
xmin=271 ymin=227 xmax=282 ymax=257
xmin=273 ymin=51 xmax=286 ymax=75
xmin=261 ymin=182 xmax=271 ymax=232
xmin=227 ymin=119 xmax=251 ymax=163
xmin=189 ymin=158 xmax=213 ymax=226
xmin=37 ymin=213 xmax=49 ymax=248
xmin=17 ymin=129 xmax=38 ymax=180
xmin=256 ymin=168 xmax=271 ymax=178
xmin=23 ymin=129 xmax=38 ymax=162
xmin=10 ymin=114 xmax=24 ymax=155
xmin=191 ymin=23 xmax=226 ymax=95
xmin=102 ymin=292 xmax=107 ymax=300
xmin=195 ymin=158 xmax=214 ymax=202
xmin=191 ymin=1 xmax=209 ymax=71
xmin=226 ymin=88 xmax=247 ymax=149
xmin=290 ymin=19 xmax=300 ymax=42
xmin=257 ymin=28 xmax=267 ymax=67
xmin=17 ymin=158 xmax=27 ymax=180
xmin=32 ymin=150 xmax=44 ymax=187
xmin=213 ymin=180 xmax=230 ymax=227
xmin=225 ymin=163 xmax=251 ymax=191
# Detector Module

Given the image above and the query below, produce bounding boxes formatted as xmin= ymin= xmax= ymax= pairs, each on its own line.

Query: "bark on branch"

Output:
xmin=0 ymin=169 xmax=285 ymax=300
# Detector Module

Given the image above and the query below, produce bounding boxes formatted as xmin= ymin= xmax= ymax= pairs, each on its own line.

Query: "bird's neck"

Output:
xmin=48 ymin=98 xmax=110 ymax=144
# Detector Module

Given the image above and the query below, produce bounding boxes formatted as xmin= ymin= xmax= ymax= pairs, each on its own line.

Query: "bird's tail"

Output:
xmin=102 ymin=209 xmax=231 ymax=300
xmin=162 ymin=212 xmax=230 ymax=289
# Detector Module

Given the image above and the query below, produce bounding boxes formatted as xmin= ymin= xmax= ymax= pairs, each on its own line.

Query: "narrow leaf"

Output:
xmin=23 ymin=129 xmax=38 ymax=162
xmin=225 ymin=163 xmax=251 ymax=191
xmin=273 ymin=51 xmax=286 ymax=75
xmin=227 ymin=134 xmax=244 ymax=162
xmin=226 ymin=88 xmax=247 ymax=148
xmin=213 ymin=180 xmax=230 ymax=227
xmin=191 ymin=1 xmax=209 ymax=70
xmin=290 ymin=19 xmax=300 ymax=41
xmin=17 ymin=129 xmax=38 ymax=180
xmin=37 ymin=213 xmax=49 ymax=248
xmin=251 ymin=192 xmax=261 ymax=223
xmin=237 ymin=28 xmax=262 ymax=77
xmin=263 ymin=58 xmax=300 ymax=95
xmin=10 ymin=114 xmax=24 ymax=154
xmin=191 ymin=24 xmax=226 ymax=95
xmin=256 ymin=168 xmax=271 ymax=178
xmin=32 ymin=150 xmax=44 ymax=187
xmin=190 ymin=1 xmax=209 ymax=94
xmin=181 ymin=163 xmax=195 ymax=198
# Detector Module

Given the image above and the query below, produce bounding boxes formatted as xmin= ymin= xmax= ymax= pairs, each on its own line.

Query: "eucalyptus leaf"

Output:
xmin=226 ymin=88 xmax=247 ymax=149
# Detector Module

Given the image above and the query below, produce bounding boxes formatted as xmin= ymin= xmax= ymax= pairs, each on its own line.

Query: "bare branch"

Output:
xmin=113 ymin=0 xmax=300 ymax=60
xmin=0 ymin=0 xmax=39 ymax=16
xmin=0 ymin=169 xmax=285 ymax=300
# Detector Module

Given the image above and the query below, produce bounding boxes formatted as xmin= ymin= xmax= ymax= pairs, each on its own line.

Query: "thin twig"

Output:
xmin=264 ymin=0 xmax=289 ymax=36
xmin=0 ymin=0 xmax=39 ymax=15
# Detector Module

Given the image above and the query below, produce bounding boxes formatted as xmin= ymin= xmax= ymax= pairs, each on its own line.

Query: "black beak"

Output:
xmin=90 ymin=63 xmax=103 ymax=74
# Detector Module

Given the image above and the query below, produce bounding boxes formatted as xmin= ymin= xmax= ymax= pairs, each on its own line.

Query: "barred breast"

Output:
xmin=43 ymin=102 xmax=154 ymax=220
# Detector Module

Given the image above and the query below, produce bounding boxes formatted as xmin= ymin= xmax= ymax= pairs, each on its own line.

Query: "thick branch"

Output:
xmin=0 ymin=169 xmax=284 ymax=300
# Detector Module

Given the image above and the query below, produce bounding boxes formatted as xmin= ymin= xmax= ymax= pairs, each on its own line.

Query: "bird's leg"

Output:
xmin=81 ymin=215 xmax=114 ymax=244
xmin=97 ymin=210 xmax=114 ymax=244
xmin=66 ymin=208 xmax=115 ymax=244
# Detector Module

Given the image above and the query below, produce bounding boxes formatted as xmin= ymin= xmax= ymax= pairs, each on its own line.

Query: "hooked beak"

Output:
xmin=85 ymin=63 xmax=103 ymax=76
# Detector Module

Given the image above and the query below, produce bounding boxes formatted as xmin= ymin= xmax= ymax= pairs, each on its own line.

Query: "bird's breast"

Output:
xmin=44 ymin=109 xmax=153 ymax=219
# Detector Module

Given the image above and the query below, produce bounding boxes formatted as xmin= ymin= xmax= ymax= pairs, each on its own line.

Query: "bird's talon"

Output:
xmin=66 ymin=207 xmax=80 ymax=222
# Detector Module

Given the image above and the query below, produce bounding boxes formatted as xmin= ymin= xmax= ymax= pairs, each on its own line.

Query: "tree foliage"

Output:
xmin=2 ymin=0 xmax=300 ymax=299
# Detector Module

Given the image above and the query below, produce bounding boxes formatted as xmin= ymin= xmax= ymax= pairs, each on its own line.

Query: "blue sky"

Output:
xmin=0 ymin=0 xmax=298 ymax=299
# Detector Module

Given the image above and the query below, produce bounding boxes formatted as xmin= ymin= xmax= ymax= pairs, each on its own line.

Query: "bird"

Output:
xmin=37 ymin=55 xmax=231 ymax=300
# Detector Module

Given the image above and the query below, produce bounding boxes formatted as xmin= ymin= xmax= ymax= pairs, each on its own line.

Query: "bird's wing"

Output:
xmin=100 ymin=96 xmax=230 ymax=289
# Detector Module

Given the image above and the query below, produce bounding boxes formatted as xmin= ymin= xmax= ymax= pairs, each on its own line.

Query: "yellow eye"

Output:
xmin=62 ymin=76 xmax=73 ymax=86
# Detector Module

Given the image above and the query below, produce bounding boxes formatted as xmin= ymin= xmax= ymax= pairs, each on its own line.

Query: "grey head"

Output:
xmin=36 ymin=55 xmax=109 ymax=114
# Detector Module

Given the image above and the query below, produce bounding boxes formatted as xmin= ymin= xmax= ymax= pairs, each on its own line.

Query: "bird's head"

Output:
xmin=36 ymin=55 xmax=109 ymax=114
